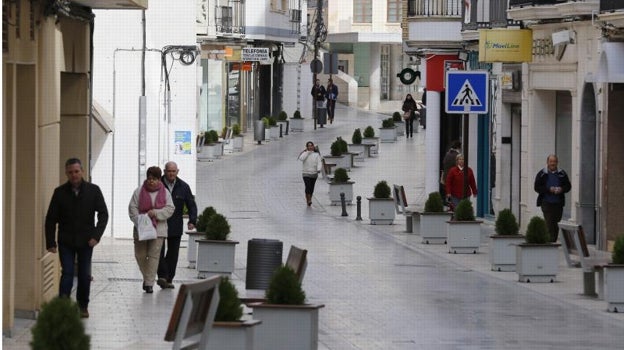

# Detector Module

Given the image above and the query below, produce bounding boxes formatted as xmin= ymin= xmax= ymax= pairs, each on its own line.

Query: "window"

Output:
xmin=387 ymin=0 xmax=401 ymax=23
xmin=271 ymin=0 xmax=288 ymax=12
xmin=354 ymin=0 xmax=372 ymax=23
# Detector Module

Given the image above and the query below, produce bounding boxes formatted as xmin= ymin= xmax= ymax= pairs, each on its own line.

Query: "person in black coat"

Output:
xmin=157 ymin=161 xmax=198 ymax=289
xmin=45 ymin=158 xmax=109 ymax=318
xmin=534 ymin=154 xmax=571 ymax=242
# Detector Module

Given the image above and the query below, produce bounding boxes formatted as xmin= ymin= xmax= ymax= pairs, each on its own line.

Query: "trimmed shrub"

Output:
xmin=612 ymin=235 xmax=624 ymax=265
xmin=261 ymin=117 xmax=270 ymax=127
xmin=373 ymin=180 xmax=391 ymax=199
xmin=392 ymin=111 xmax=402 ymax=122
xmin=495 ymin=209 xmax=519 ymax=235
xmin=381 ymin=118 xmax=395 ymax=128
xmin=330 ymin=140 xmax=343 ymax=156
xmin=196 ymin=206 xmax=217 ymax=233
xmin=336 ymin=137 xmax=348 ymax=154
xmin=208 ymin=130 xmax=219 ymax=143
xmin=277 ymin=111 xmax=288 ymax=120
xmin=453 ymin=199 xmax=475 ymax=221
xmin=265 ymin=265 xmax=306 ymax=305
xmin=268 ymin=117 xmax=277 ymax=126
xmin=333 ymin=168 xmax=350 ymax=183
xmin=363 ymin=126 xmax=375 ymax=138
xmin=205 ymin=213 xmax=231 ymax=241
xmin=31 ymin=297 xmax=90 ymax=350
xmin=525 ymin=216 xmax=550 ymax=244
xmin=352 ymin=128 xmax=363 ymax=144
xmin=292 ymin=110 xmax=302 ymax=119
xmin=232 ymin=123 xmax=241 ymax=136
xmin=424 ymin=192 xmax=444 ymax=213
xmin=215 ymin=277 xmax=243 ymax=322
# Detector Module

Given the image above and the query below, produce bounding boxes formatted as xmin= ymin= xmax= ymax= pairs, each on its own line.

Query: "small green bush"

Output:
xmin=525 ymin=216 xmax=550 ymax=244
xmin=363 ymin=126 xmax=375 ymax=138
xmin=336 ymin=137 xmax=348 ymax=154
xmin=495 ymin=209 xmax=519 ymax=235
xmin=215 ymin=277 xmax=243 ymax=322
xmin=205 ymin=213 xmax=231 ymax=241
xmin=392 ymin=111 xmax=402 ymax=122
xmin=221 ymin=127 xmax=228 ymax=139
xmin=612 ymin=236 xmax=624 ymax=265
xmin=268 ymin=117 xmax=277 ymax=126
xmin=265 ymin=265 xmax=306 ymax=305
xmin=232 ymin=124 xmax=241 ymax=136
xmin=330 ymin=140 xmax=343 ymax=156
xmin=352 ymin=128 xmax=363 ymax=144
xmin=381 ymin=118 xmax=395 ymax=128
xmin=31 ymin=297 xmax=90 ymax=350
xmin=424 ymin=192 xmax=444 ymax=213
xmin=202 ymin=132 xmax=213 ymax=145
xmin=373 ymin=180 xmax=391 ymax=199
xmin=333 ymin=168 xmax=350 ymax=183
xmin=453 ymin=199 xmax=475 ymax=221
xmin=261 ymin=117 xmax=270 ymax=127
xmin=292 ymin=110 xmax=302 ymax=119
xmin=208 ymin=130 xmax=219 ymax=143
xmin=277 ymin=111 xmax=288 ymax=120
xmin=196 ymin=206 xmax=217 ymax=233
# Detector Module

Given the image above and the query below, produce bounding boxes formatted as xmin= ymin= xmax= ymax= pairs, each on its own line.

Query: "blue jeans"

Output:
xmin=58 ymin=243 xmax=93 ymax=309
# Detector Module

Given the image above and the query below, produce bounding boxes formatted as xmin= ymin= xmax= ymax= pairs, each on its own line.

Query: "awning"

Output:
xmin=596 ymin=42 xmax=624 ymax=83
xmin=92 ymin=100 xmax=114 ymax=133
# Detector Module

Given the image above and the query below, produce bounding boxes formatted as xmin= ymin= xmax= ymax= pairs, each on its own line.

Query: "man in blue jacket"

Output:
xmin=534 ymin=154 xmax=571 ymax=242
xmin=158 ymin=161 xmax=198 ymax=289
xmin=45 ymin=158 xmax=109 ymax=318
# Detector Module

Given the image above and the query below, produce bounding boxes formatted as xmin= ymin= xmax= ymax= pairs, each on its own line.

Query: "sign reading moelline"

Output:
xmin=242 ymin=47 xmax=270 ymax=61
xmin=479 ymin=29 xmax=532 ymax=63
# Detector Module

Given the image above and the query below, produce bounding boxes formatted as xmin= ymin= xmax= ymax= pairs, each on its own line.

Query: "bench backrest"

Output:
xmin=393 ymin=184 xmax=409 ymax=214
xmin=286 ymin=245 xmax=308 ymax=283
xmin=558 ymin=222 xmax=590 ymax=267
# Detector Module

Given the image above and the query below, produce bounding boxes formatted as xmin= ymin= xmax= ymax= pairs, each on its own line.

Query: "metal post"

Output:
xmin=279 ymin=124 xmax=283 ymax=138
xmin=312 ymin=0 xmax=324 ymax=130
xmin=340 ymin=193 xmax=348 ymax=217
xmin=356 ymin=196 xmax=362 ymax=221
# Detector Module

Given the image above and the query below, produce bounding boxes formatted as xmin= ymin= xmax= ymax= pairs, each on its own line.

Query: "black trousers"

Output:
xmin=303 ymin=176 xmax=318 ymax=195
xmin=327 ymin=99 xmax=336 ymax=119
xmin=405 ymin=118 xmax=414 ymax=136
xmin=541 ymin=202 xmax=564 ymax=242
xmin=158 ymin=235 xmax=182 ymax=282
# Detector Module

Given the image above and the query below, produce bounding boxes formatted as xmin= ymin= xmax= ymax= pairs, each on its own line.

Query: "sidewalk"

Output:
xmin=4 ymin=103 xmax=624 ymax=349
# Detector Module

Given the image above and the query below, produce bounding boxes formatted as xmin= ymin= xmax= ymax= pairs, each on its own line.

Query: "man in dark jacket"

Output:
xmin=157 ymin=161 xmax=198 ymax=289
xmin=534 ymin=154 xmax=571 ymax=242
xmin=45 ymin=158 xmax=108 ymax=318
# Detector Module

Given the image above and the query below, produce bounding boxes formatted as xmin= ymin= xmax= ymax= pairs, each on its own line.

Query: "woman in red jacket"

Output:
xmin=445 ymin=154 xmax=477 ymax=210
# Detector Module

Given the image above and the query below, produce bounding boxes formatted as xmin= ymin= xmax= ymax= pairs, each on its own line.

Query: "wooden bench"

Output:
xmin=558 ymin=222 xmax=611 ymax=298
xmin=393 ymin=184 xmax=417 ymax=233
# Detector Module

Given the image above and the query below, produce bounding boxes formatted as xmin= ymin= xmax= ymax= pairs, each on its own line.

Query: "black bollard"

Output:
xmin=356 ymin=196 xmax=362 ymax=221
xmin=279 ymin=124 xmax=283 ymax=138
xmin=340 ymin=193 xmax=348 ymax=217
xmin=285 ymin=120 xmax=289 ymax=136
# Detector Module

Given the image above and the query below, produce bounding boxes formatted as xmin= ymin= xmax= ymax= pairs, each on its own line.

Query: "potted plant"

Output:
xmin=186 ymin=206 xmax=216 ymax=268
xmin=328 ymin=167 xmax=354 ymax=205
xmin=230 ymin=123 xmax=244 ymax=152
xmin=276 ymin=110 xmax=289 ymax=136
xmin=200 ymin=129 xmax=223 ymax=160
xmin=420 ymin=192 xmax=453 ymax=244
xmin=393 ymin=111 xmax=405 ymax=136
xmin=604 ymin=235 xmax=624 ymax=312
xmin=516 ymin=216 xmax=561 ymax=283
xmin=261 ymin=116 xmax=271 ymax=141
xmin=490 ymin=209 xmax=525 ymax=271
xmin=31 ymin=297 xmax=90 ymax=350
xmin=368 ymin=180 xmax=396 ymax=225
xmin=208 ymin=277 xmax=262 ymax=350
xmin=196 ymin=212 xmax=239 ymax=278
xmin=447 ymin=199 xmax=482 ymax=254
xmin=361 ymin=125 xmax=379 ymax=155
xmin=250 ymin=266 xmax=324 ymax=350
xmin=268 ymin=116 xmax=279 ymax=140
xmin=348 ymin=128 xmax=367 ymax=160
xmin=325 ymin=138 xmax=351 ymax=171
xmin=290 ymin=110 xmax=304 ymax=132
xmin=379 ymin=118 xmax=397 ymax=142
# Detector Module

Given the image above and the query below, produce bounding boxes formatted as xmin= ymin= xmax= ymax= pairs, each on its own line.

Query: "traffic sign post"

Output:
xmin=445 ymin=71 xmax=489 ymax=114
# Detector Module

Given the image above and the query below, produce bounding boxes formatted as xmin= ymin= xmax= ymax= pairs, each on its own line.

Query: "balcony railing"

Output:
xmin=509 ymin=0 xmax=567 ymax=7
xmin=408 ymin=0 xmax=462 ymax=17
xmin=463 ymin=0 xmax=522 ymax=30
xmin=215 ymin=1 xmax=245 ymax=36
xmin=601 ymin=0 xmax=624 ymax=12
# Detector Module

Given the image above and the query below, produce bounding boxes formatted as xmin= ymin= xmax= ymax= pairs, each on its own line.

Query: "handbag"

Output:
xmin=403 ymin=111 xmax=411 ymax=120
xmin=137 ymin=213 xmax=157 ymax=241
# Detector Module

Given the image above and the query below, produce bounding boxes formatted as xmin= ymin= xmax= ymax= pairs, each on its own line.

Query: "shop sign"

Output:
xmin=479 ymin=29 xmax=532 ymax=63
xmin=241 ymin=47 xmax=270 ymax=61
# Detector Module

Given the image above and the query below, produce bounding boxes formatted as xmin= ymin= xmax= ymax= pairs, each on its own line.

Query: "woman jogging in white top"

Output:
xmin=298 ymin=141 xmax=323 ymax=206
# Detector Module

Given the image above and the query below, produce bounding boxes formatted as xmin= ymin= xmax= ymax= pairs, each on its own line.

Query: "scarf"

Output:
xmin=138 ymin=180 xmax=167 ymax=228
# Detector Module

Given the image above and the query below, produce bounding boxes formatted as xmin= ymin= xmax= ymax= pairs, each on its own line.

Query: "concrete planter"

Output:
xmin=604 ymin=264 xmax=624 ymax=312
xmin=362 ymin=137 xmax=379 ymax=156
xmin=324 ymin=155 xmax=350 ymax=171
xmin=489 ymin=235 xmax=525 ymax=271
xmin=348 ymin=144 xmax=366 ymax=160
xmin=250 ymin=303 xmax=324 ymax=350
xmin=196 ymin=239 xmax=239 ymax=278
xmin=208 ymin=320 xmax=262 ymax=350
xmin=395 ymin=121 xmax=405 ymax=136
xmin=447 ymin=220 xmax=483 ymax=254
xmin=231 ymin=135 xmax=244 ymax=152
xmin=379 ymin=127 xmax=397 ymax=143
xmin=368 ymin=198 xmax=396 ymax=225
xmin=275 ymin=120 xmax=288 ymax=136
xmin=185 ymin=231 xmax=204 ymax=269
xmin=328 ymin=181 xmax=354 ymax=205
xmin=420 ymin=212 xmax=453 ymax=244
xmin=516 ymin=243 xmax=561 ymax=283
xmin=198 ymin=142 xmax=223 ymax=160
xmin=290 ymin=118 xmax=304 ymax=132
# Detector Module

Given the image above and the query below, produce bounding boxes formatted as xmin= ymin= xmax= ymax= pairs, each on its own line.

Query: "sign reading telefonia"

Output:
xmin=241 ymin=47 xmax=270 ymax=61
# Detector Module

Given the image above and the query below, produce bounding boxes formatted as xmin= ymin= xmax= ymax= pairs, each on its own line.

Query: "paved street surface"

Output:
xmin=4 ymin=104 xmax=624 ymax=349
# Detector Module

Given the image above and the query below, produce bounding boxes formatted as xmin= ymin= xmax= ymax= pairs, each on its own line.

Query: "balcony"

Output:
xmin=215 ymin=2 xmax=245 ymax=37
xmin=462 ymin=0 xmax=522 ymax=37
xmin=598 ymin=0 xmax=624 ymax=28
xmin=601 ymin=0 xmax=624 ymax=12
xmin=73 ymin=0 xmax=147 ymax=9
xmin=408 ymin=0 xmax=462 ymax=17
xmin=508 ymin=0 xmax=599 ymax=22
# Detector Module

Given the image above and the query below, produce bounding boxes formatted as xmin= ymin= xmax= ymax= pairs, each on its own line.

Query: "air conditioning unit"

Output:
xmin=290 ymin=9 xmax=301 ymax=23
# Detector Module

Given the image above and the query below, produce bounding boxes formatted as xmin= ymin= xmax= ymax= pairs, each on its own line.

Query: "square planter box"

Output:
xmin=198 ymin=143 xmax=223 ymax=160
xmin=185 ymin=231 xmax=204 ymax=269
xmin=362 ymin=137 xmax=379 ymax=156
xmin=196 ymin=239 xmax=239 ymax=279
xmin=604 ymin=265 xmax=624 ymax=312
xmin=395 ymin=121 xmax=405 ymax=136
xmin=447 ymin=221 xmax=483 ymax=254
xmin=379 ymin=127 xmax=397 ymax=143
xmin=516 ymin=243 xmax=561 ymax=283
xmin=420 ymin=212 xmax=454 ymax=244
xmin=290 ymin=118 xmax=304 ymax=132
xmin=324 ymin=155 xmax=350 ymax=171
xmin=231 ymin=135 xmax=244 ymax=152
xmin=250 ymin=303 xmax=324 ymax=350
xmin=489 ymin=235 xmax=525 ymax=271
xmin=328 ymin=182 xmax=354 ymax=205
xmin=368 ymin=198 xmax=396 ymax=225
xmin=348 ymin=144 xmax=366 ymax=160
xmin=207 ymin=320 xmax=262 ymax=350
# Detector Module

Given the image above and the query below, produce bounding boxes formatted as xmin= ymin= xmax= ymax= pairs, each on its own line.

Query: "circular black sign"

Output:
xmin=397 ymin=68 xmax=421 ymax=85
xmin=310 ymin=59 xmax=323 ymax=74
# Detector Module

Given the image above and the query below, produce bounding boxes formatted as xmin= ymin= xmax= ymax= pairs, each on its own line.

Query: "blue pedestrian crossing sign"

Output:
xmin=445 ymin=71 xmax=489 ymax=114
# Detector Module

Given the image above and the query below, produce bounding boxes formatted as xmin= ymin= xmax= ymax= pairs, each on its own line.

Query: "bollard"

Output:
xmin=279 ymin=124 xmax=283 ymax=138
xmin=340 ymin=193 xmax=348 ymax=217
xmin=356 ymin=196 xmax=362 ymax=221
xmin=284 ymin=120 xmax=289 ymax=136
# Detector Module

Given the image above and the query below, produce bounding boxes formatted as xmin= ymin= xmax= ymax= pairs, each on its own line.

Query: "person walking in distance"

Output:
xmin=311 ymin=79 xmax=327 ymax=127
xmin=157 ymin=161 xmax=198 ymax=289
xmin=45 ymin=158 xmax=109 ymax=318
xmin=298 ymin=141 xmax=323 ymax=206
xmin=445 ymin=154 xmax=477 ymax=210
xmin=128 ymin=166 xmax=175 ymax=294
xmin=401 ymin=94 xmax=418 ymax=138
xmin=326 ymin=78 xmax=339 ymax=124
xmin=534 ymin=154 xmax=571 ymax=242
xmin=441 ymin=140 xmax=462 ymax=197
